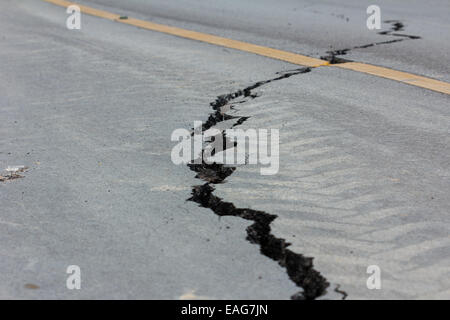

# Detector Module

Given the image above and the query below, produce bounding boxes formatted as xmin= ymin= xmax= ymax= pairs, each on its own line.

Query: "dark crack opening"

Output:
xmin=321 ymin=20 xmax=421 ymax=64
xmin=185 ymin=68 xmax=344 ymax=300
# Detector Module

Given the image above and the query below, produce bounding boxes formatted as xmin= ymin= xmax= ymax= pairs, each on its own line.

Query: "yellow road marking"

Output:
xmin=119 ymin=17 xmax=328 ymax=67
xmin=44 ymin=0 xmax=326 ymax=67
xmin=335 ymin=63 xmax=450 ymax=95
xmin=44 ymin=0 xmax=450 ymax=95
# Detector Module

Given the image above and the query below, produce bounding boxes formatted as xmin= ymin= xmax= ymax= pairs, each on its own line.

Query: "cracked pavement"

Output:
xmin=0 ymin=0 xmax=449 ymax=299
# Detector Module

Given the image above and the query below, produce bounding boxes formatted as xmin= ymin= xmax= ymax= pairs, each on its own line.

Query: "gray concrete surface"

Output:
xmin=0 ymin=0 xmax=449 ymax=299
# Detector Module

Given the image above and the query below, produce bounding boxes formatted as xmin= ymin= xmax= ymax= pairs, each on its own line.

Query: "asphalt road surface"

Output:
xmin=0 ymin=0 xmax=449 ymax=299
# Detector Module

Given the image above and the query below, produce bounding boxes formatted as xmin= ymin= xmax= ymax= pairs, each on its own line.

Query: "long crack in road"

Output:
xmin=186 ymin=67 xmax=349 ymax=300
xmin=185 ymin=18 xmax=423 ymax=300
xmin=321 ymin=20 xmax=421 ymax=64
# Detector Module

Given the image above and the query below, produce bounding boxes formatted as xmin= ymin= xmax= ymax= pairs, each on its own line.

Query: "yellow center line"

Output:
xmin=44 ymin=0 xmax=450 ymax=95
xmin=334 ymin=63 xmax=450 ymax=94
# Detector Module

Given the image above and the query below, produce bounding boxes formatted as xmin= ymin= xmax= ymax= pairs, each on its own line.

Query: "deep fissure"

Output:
xmin=186 ymin=67 xmax=343 ymax=300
